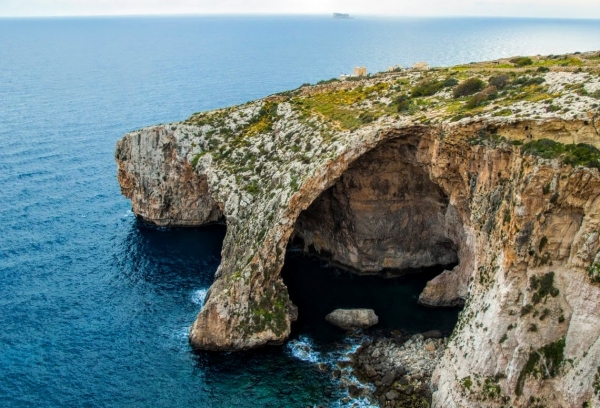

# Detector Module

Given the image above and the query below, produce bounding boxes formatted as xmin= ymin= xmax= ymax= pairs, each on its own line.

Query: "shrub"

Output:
xmin=589 ymin=263 xmax=600 ymax=283
xmin=510 ymin=56 xmax=534 ymax=67
xmin=317 ymin=78 xmax=339 ymax=85
xmin=513 ymin=76 xmax=545 ymax=87
xmin=539 ymin=236 xmax=548 ymax=252
xmin=411 ymin=80 xmax=445 ymax=97
xmin=537 ymin=66 xmax=550 ymax=73
xmin=516 ymin=337 xmax=565 ymax=396
xmin=358 ymin=111 xmax=376 ymax=124
xmin=444 ymin=77 xmax=459 ymax=87
xmin=546 ymin=104 xmax=560 ymax=112
xmin=465 ymin=92 xmax=488 ymax=109
xmin=465 ymin=86 xmax=498 ymax=109
xmin=520 ymin=304 xmax=534 ymax=316
xmin=453 ymin=77 xmax=486 ymax=98
xmin=396 ymin=95 xmax=412 ymax=112
xmin=530 ymin=272 xmax=559 ymax=304
xmin=489 ymin=74 xmax=510 ymax=89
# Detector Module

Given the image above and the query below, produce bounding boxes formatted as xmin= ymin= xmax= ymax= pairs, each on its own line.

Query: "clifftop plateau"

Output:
xmin=116 ymin=51 xmax=600 ymax=407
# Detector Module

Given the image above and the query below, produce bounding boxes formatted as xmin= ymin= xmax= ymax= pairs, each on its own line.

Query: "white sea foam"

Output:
xmin=287 ymin=335 xmax=322 ymax=363
xmin=191 ymin=289 xmax=208 ymax=306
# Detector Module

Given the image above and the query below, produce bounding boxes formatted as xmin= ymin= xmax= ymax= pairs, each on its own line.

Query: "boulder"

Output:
xmin=325 ymin=308 xmax=379 ymax=330
xmin=421 ymin=329 xmax=442 ymax=339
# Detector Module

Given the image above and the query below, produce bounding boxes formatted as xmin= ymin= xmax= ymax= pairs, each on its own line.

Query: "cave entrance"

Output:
xmin=281 ymin=136 xmax=464 ymax=342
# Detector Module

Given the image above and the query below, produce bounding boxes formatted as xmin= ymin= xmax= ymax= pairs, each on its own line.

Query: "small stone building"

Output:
xmin=413 ymin=62 xmax=430 ymax=70
xmin=353 ymin=66 xmax=367 ymax=76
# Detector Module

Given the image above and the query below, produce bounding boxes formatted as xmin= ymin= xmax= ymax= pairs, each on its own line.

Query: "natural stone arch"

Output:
xmin=189 ymin=125 xmax=476 ymax=350
xmin=117 ymin=116 xmax=600 ymax=406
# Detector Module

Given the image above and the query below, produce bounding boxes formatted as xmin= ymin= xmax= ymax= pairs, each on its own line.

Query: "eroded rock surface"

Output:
xmin=350 ymin=334 xmax=447 ymax=408
xmin=116 ymin=51 xmax=600 ymax=406
xmin=325 ymin=308 xmax=379 ymax=330
xmin=294 ymin=137 xmax=459 ymax=274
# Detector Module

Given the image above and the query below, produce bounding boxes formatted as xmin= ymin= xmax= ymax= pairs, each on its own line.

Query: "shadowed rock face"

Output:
xmin=294 ymin=137 xmax=459 ymax=274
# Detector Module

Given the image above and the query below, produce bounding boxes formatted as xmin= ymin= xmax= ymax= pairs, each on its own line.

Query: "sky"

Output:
xmin=1 ymin=0 xmax=600 ymax=19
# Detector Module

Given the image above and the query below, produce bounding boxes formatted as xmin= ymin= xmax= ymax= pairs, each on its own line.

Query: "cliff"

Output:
xmin=116 ymin=52 xmax=600 ymax=407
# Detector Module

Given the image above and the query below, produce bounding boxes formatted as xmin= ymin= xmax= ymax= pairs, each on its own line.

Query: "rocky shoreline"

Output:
xmin=302 ymin=330 xmax=449 ymax=408
xmin=348 ymin=332 xmax=446 ymax=408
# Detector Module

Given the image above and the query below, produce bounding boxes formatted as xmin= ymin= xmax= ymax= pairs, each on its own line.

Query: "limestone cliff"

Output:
xmin=116 ymin=52 xmax=600 ymax=407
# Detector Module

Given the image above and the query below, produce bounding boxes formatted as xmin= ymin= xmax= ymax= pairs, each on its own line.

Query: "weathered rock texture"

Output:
xmin=294 ymin=137 xmax=460 ymax=274
xmin=325 ymin=308 xmax=379 ymax=330
xmin=116 ymin=127 xmax=223 ymax=226
xmin=350 ymin=334 xmax=447 ymax=407
xmin=116 ymin=51 xmax=600 ymax=407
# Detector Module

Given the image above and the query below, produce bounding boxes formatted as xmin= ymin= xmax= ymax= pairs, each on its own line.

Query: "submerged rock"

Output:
xmin=325 ymin=309 xmax=379 ymax=330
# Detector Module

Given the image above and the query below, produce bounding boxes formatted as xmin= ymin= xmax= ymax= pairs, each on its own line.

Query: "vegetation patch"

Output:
xmin=454 ymin=77 xmax=486 ymax=98
xmin=462 ymin=376 xmax=473 ymax=390
xmin=521 ymin=139 xmax=600 ymax=168
xmin=244 ymin=101 xmax=279 ymax=136
xmin=292 ymin=83 xmax=391 ymax=129
xmin=489 ymin=74 xmax=510 ymax=90
xmin=245 ymin=283 xmax=289 ymax=337
xmin=465 ymin=86 xmax=498 ymax=109
xmin=510 ymin=57 xmax=534 ymax=67
xmin=588 ymin=262 xmax=600 ymax=283
xmin=530 ymin=272 xmax=560 ymax=304
xmin=516 ymin=337 xmax=566 ymax=396
xmin=539 ymin=236 xmax=548 ymax=252
xmin=411 ymin=79 xmax=445 ymax=97
xmin=191 ymin=151 xmax=207 ymax=167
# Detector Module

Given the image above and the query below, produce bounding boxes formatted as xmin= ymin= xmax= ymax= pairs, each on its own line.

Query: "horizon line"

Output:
xmin=1 ymin=12 xmax=600 ymax=20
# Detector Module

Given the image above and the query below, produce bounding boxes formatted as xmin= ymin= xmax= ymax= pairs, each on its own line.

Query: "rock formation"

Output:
xmin=116 ymin=51 xmax=600 ymax=407
xmin=325 ymin=308 xmax=379 ymax=330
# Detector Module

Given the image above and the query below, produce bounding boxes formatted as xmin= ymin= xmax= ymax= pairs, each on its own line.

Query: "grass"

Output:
xmin=292 ymin=83 xmax=391 ymax=129
xmin=244 ymin=101 xmax=279 ymax=136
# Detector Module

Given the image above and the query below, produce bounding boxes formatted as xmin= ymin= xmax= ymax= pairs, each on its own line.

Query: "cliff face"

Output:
xmin=116 ymin=126 xmax=222 ymax=226
xmin=116 ymin=52 xmax=600 ymax=407
xmin=294 ymin=136 xmax=460 ymax=275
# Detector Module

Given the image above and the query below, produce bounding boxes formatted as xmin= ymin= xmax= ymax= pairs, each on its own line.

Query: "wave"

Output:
xmin=287 ymin=334 xmax=378 ymax=407
xmin=287 ymin=335 xmax=322 ymax=363
xmin=191 ymin=288 xmax=208 ymax=306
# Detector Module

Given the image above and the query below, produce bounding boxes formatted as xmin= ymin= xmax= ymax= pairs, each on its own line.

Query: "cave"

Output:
xmin=292 ymin=136 xmax=463 ymax=276
xmin=282 ymin=135 xmax=466 ymax=338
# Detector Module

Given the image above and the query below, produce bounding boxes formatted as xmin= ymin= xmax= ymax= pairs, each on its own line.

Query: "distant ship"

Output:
xmin=333 ymin=13 xmax=351 ymax=19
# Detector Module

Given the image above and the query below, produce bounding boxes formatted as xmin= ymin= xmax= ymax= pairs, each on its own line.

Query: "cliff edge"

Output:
xmin=116 ymin=52 xmax=600 ymax=407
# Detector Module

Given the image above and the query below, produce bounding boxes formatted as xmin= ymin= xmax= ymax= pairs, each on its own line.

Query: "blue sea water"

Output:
xmin=1 ymin=15 xmax=600 ymax=407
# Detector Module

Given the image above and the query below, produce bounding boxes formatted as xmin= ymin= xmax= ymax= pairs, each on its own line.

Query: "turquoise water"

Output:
xmin=1 ymin=16 xmax=600 ymax=407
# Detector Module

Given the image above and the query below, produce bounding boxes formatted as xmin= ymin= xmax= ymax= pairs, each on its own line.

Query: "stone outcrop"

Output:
xmin=116 ymin=127 xmax=223 ymax=226
xmin=325 ymin=308 xmax=379 ymax=330
xmin=116 ymin=51 xmax=600 ymax=406
xmin=350 ymin=334 xmax=447 ymax=407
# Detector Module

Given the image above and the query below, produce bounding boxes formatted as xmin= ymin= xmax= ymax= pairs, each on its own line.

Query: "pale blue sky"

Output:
xmin=1 ymin=0 xmax=600 ymax=18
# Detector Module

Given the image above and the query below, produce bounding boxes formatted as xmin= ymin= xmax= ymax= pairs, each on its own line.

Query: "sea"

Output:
xmin=1 ymin=15 xmax=599 ymax=407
